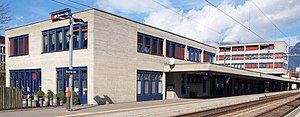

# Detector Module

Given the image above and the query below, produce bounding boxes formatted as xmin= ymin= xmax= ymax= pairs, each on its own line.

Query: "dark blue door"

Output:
xmin=57 ymin=67 xmax=87 ymax=104
xmin=137 ymin=70 xmax=162 ymax=101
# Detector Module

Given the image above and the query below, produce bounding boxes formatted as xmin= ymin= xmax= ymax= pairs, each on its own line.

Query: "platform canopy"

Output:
xmin=164 ymin=63 xmax=300 ymax=83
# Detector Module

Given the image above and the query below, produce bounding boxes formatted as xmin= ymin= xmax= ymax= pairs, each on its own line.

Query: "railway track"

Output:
xmin=178 ymin=92 xmax=300 ymax=117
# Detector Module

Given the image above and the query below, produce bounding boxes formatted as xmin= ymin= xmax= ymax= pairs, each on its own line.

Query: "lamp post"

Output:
xmin=50 ymin=8 xmax=84 ymax=111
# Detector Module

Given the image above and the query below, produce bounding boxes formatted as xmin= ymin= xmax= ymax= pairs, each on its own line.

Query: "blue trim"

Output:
xmin=17 ymin=37 xmax=20 ymax=55
xmin=54 ymin=29 xmax=58 ymax=51
xmin=62 ymin=29 xmax=66 ymax=50
xmin=79 ymin=25 xmax=82 ymax=48
xmin=47 ymin=31 xmax=50 ymax=52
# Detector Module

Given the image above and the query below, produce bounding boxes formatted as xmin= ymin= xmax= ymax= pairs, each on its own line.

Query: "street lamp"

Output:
xmin=50 ymin=8 xmax=84 ymax=111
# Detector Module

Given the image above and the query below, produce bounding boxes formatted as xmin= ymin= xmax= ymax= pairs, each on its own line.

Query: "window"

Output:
xmin=231 ymin=63 xmax=244 ymax=69
xmin=219 ymin=47 xmax=231 ymax=52
xmin=232 ymin=46 xmax=244 ymax=51
xmin=9 ymin=34 xmax=29 ymax=56
xmin=274 ymin=53 xmax=283 ymax=59
xmin=10 ymin=69 xmax=41 ymax=96
xmin=42 ymin=22 xmax=88 ymax=53
xmin=259 ymin=63 xmax=273 ymax=68
xmin=260 ymin=53 xmax=273 ymax=59
xmin=274 ymin=62 xmax=283 ymax=68
xmin=187 ymin=46 xmax=202 ymax=62
xmin=246 ymin=45 xmax=259 ymax=51
xmin=166 ymin=40 xmax=185 ymax=60
xmin=260 ymin=44 xmax=274 ymax=50
xmin=137 ymin=33 xmax=163 ymax=56
xmin=203 ymin=51 xmax=215 ymax=63
xmin=245 ymin=54 xmax=258 ymax=60
xmin=245 ymin=63 xmax=258 ymax=69
xmin=232 ymin=55 xmax=244 ymax=60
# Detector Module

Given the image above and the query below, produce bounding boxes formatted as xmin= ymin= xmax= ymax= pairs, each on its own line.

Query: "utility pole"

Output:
xmin=68 ymin=16 xmax=74 ymax=111
xmin=50 ymin=8 xmax=84 ymax=111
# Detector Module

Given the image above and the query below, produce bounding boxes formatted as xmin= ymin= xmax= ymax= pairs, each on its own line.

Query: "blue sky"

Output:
xmin=1 ymin=0 xmax=300 ymax=46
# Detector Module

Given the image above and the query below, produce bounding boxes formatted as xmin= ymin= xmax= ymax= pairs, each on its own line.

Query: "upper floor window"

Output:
xmin=246 ymin=45 xmax=259 ymax=51
xmin=260 ymin=44 xmax=274 ymax=50
xmin=232 ymin=46 xmax=244 ymax=51
xmin=166 ymin=40 xmax=185 ymax=60
xmin=137 ymin=33 xmax=163 ymax=56
xmin=231 ymin=63 xmax=244 ymax=69
xmin=187 ymin=46 xmax=202 ymax=62
xmin=203 ymin=51 xmax=215 ymax=63
xmin=219 ymin=47 xmax=231 ymax=52
xmin=42 ymin=22 xmax=88 ymax=53
xmin=245 ymin=54 xmax=258 ymax=60
xmin=259 ymin=62 xmax=273 ymax=68
xmin=274 ymin=53 xmax=283 ymax=59
xmin=232 ymin=54 xmax=244 ymax=60
xmin=259 ymin=53 xmax=273 ymax=59
xmin=9 ymin=34 xmax=29 ymax=56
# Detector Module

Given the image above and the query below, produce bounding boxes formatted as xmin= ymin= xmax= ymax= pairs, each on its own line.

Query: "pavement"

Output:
xmin=1 ymin=90 xmax=299 ymax=117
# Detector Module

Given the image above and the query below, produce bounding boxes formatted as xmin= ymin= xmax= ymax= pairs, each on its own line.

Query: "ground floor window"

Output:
xmin=56 ymin=67 xmax=87 ymax=104
xmin=10 ymin=69 xmax=41 ymax=96
xmin=137 ymin=70 xmax=162 ymax=101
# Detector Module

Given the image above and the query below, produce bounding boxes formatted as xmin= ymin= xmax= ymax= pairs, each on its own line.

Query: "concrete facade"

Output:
xmin=5 ymin=9 xmax=216 ymax=104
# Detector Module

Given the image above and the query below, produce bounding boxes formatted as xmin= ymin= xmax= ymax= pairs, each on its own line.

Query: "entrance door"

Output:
xmin=137 ymin=70 xmax=162 ymax=101
xmin=56 ymin=67 xmax=88 ymax=104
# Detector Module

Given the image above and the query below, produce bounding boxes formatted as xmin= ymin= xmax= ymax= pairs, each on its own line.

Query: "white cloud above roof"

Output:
xmin=96 ymin=0 xmax=300 ymax=46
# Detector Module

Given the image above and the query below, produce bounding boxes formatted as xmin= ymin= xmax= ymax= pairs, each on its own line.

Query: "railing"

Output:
xmin=0 ymin=87 xmax=22 ymax=110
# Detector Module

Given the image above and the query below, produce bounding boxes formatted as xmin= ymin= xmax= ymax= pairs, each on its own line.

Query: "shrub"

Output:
xmin=57 ymin=91 xmax=66 ymax=103
xmin=36 ymin=90 xmax=45 ymax=97
xmin=47 ymin=90 xmax=54 ymax=98
xmin=72 ymin=91 xmax=79 ymax=105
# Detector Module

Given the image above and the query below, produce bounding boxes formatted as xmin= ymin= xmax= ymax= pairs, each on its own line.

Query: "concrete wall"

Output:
xmin=5 ymin=9 xmax=216 ymax=104
xmin=92 ymin=9 xmax=216 ymax=103
xmin=5 ymin=10 xmax=95 ymax=104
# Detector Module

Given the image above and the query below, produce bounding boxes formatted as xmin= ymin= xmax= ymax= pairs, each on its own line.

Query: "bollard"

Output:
xmin=44 ymin=95 xmax=49 ymax=106
xmin=28 ymin=98 xmax=32 ymax=107
xmin=53 ymin=94 xmax=57 ymax=106
xmin=50 ymin=98 xmax=53 ymax=106
xmin=32 ymin=100 xmax=37 ymax=107
xmin=22 ymin=99 xmax=27 ymax=108
xmin=39 ymin=98 xmax=43 ymax=107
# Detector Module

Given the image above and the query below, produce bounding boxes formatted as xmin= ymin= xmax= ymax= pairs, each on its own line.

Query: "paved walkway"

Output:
xmin=1 ymin=90 xmax=299 ymax=117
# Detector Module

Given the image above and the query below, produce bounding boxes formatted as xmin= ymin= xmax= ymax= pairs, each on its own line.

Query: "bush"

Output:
xmin=57 ymin=92 xmax=66 ymax=103
xmin=47 ymin=90 xmax=54 ymax=98
xmin=36 ymin=90 xmax=45 ymax=97
xmin=72 ymin=91 xmax=79 ymax=105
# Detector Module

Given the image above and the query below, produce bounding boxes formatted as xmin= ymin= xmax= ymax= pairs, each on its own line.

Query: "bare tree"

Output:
xmin=0 ymin=3 xmax=10 ymax=30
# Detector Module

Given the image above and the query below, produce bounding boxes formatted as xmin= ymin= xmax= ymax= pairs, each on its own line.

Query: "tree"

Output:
xmin=0 ymin=3 xmax=10 ymax=30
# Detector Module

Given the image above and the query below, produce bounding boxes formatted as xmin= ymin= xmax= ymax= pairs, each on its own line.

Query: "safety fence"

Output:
xmin=0 ymin=86 xmax=22 ymax=110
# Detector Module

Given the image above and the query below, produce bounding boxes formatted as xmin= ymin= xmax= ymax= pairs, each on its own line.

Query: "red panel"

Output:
xmin=25 ymin=37 xmax=29 ymax=55
xmin=176 ymin=46 xmax=180 ymax=59
xmin=9 ymin=39 xmax=13 ymax=56
xmin=20 ymin=38 xmax=24 ymax=55
xmin=181 ymin=46 xmax=185 ymax=59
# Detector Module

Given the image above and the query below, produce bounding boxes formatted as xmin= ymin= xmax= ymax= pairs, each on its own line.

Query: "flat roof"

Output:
xmin=6 ymin=8 xmax=216 ymax=49
xmin=164 ymin=63 xmax=300 ymax=83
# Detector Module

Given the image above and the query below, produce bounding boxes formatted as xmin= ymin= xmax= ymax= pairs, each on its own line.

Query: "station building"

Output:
xmin=5 ymin=8 xmax=300 ymax=104
xmin=215 ymin=42 xmax=289 ymax=75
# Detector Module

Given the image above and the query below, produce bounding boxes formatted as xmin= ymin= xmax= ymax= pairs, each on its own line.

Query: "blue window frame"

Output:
xmin=137 ymin=33 xmax=163 ymax=56
xmin=10 ymin=69 xmax=41 ymax=96
xmin=187 ymin=46 xmax=202 ymax=62
xmin=42 ymin=22 xmax=88 ymax=53
xmin=56 ymin=67 xmax=88 ymax=104
xmin=166 ymin=40 xmax=185 ymax=60
xmin=137 ymin=70 xmax=162 ymax=101
xmin=9 ymin=34 xmax=29 ymax=56
xmin=203 ymin=51 xmax=215 ymax=63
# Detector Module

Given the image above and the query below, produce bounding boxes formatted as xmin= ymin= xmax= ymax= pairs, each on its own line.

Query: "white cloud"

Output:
xmin=96 ymin=0 xmax=300 ymax=46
